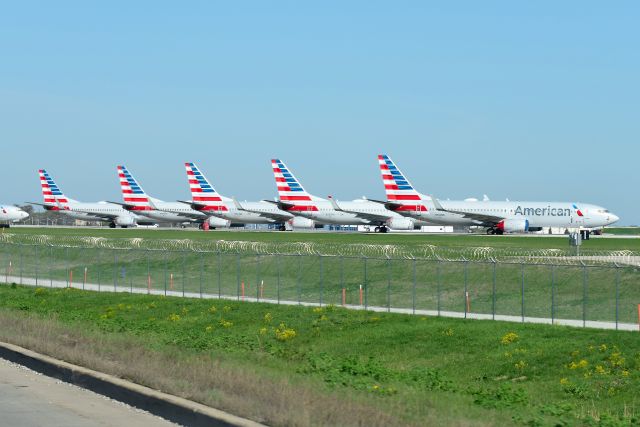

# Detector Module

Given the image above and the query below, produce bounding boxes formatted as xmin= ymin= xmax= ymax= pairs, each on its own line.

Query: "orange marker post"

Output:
xmin=342 ymin=288 xmax=346 ymax=306
xmin=466 ymin=292 xmax=471 ymax=314
xmin=147 ymin=274 xmax=152 ymax=293
xmin=241 ymin=281 xmax=245 ymax=301
xmin=170 ymin=273 xmax=174 ymax=290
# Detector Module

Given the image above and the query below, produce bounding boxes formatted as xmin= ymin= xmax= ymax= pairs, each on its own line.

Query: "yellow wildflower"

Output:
xmin=168 ymin=313 xmax=180 ymax=322
xmin=263 ymin=313 xmax=273 ymax=323
xmin=208 ymin=305 xmax=217 ymax=314
xmin=501 ymin=332 xmax=519 ymax=345
xmin=205 ymin=325 xmax=214 ymax=332
xmin=560 ymin=378 xmax=569 ymax=385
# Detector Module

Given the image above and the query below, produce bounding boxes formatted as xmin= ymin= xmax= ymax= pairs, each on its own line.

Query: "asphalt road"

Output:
xmin=0 ymin=359 xmax=178 ymax=427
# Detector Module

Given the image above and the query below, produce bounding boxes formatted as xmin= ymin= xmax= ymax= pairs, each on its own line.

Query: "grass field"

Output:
xmin=5 ymin=226 xmax=640 ymax=251
xmin=604 ymin=228 xmax=640 ymax=236
xmin=0 ymin=284 xmax=639 ymax=426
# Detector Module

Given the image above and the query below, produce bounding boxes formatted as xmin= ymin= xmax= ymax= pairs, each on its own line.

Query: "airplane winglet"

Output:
xmin=430 ymin=196 xmax=446 ymax=211
xmin=327 ymin=195 xmax=343 ymax=211
xmin=231 ymin=196 xmax=244 ymax=210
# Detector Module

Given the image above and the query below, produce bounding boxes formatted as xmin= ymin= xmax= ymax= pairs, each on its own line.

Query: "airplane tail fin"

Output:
xmin=117 ymin=165 xmax=153 ymax=210
xmin=184 ymin=162 xmax=229 ymax=211
xmin=377 ymin=154 xmax=429 ymax=212
xmin=271 ymin=159 xmax=324 ymax=211
xmin=39 ymin=169 xmax=71 ymax=210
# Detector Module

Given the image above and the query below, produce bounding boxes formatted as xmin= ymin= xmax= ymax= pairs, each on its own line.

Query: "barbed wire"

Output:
xmin=0 ymin=233 xmax=637 ymax=267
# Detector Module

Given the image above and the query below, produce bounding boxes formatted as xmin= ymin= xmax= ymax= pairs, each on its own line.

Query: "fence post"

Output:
xmin=217 ymin=250 xmax=222 ymax=299
xmin=551 ymin=264 xmax=556 ymax=325
xmin=363 ymin=257 xmax=368 ymax=310
xmin=437 ymin=260 xmax=441 ymax=316
xmin=412 ymin=258 xmax=417 ymax=315
xmin=387 ymin=258 xmax=391 ymax=313
xmin=163 ymin=252 xmax=168 ymax=296
xmin=319 ymin=255 xmax=324 ymax=307
xmin=35 ymin=245 xmax=38 ymax=286
xmin=582 ymin=264 xmax=587 ymax=328
xmin=297 ymin=254 xmax=302 ymax=305
xmin=464 ymin=260 xmax=468 ymax=318
xmin=340 ymin=256 xmax=344 ymax=305
xmin=49 ymin=245 xmax=53 ymax=288
xmin=199 ymin=251 xmax=204 ymax=299
xmin=20 ymin=244 xmax=24 ymax=285
xmin=147 ymin=249 xmax=151 ymax=295
xmin=113 ymin=250 xmax=117 ymax=292
xmin=236 ymin=252 xmax=241 ymax=301
xmin=256 ymin=254 xmax=261 ymax=302
xmin=521 ymin=262 xmax=525 ymax=323
xmin=615 ymin=264 xmax=620 ymax=330
xmin=492 ymin=261 xmax=496 ymax=321
xmin=277 ymin=255 xmax=281 ymax=304
xmin=97 ymin=248 xmax=101 ymax=292
xmin=182 ymin=250 xmax=186 ymax=297
xmin=65 ymin=246 xmax=69 ymax=287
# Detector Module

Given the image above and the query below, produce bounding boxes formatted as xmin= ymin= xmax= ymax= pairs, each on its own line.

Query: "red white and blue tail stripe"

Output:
xmin=39 ymin=169 xmax=69 ymax=210
xmin=271 ymin=159 xmax=322 ymax=211
xmin=184 ymin=162 xmax=229 ymax=212
xmin=117 ymin=165 xmax=152 ymax=211
xmin=377 ymin=155 xmax=428 ymax=212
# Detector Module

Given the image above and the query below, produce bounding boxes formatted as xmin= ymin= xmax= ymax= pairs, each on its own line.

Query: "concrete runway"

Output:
xmin=0 ymin=359 xmax=177 ymax=427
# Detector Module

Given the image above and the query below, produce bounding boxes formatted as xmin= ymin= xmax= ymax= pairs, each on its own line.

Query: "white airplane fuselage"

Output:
xmin=0 ymin=205 xmax=29 ymax=222
xmin=401 ymin=200 xmax=618 ymax=229
xmin=59 ymin=201 xmax=140 ymax=226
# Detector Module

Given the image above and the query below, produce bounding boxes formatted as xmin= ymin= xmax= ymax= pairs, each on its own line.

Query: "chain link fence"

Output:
xmin=1 ymin=238 xmax=639 ymax=330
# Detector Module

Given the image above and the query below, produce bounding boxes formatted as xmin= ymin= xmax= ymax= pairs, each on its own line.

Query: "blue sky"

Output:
xmin=1 ymin=2 xmax=637 ymax=223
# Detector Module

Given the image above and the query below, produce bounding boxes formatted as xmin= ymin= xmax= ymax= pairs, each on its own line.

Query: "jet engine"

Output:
xmin=208 ymin=216 xmax=231 ymax=228
xmin=386 ymin=217 xmax=416 ymax=231
xmin=115 ymin=216 xmax=136 ymax=227
xmin=288 ymin=217 xmax=316 ymax=229
xmin=496 ymin=218 xmax=529 ymax=233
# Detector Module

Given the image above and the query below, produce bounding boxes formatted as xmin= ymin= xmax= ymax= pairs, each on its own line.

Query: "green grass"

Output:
xmin=605 ymin=228 xmax=640 ymax=236
xmin=0 ymin=284 xmax=639 ymax=426
xmin=6 ymin=226 xmax=640 ymax=251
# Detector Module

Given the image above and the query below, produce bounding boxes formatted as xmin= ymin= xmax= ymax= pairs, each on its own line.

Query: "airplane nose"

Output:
xmin=608 ymin=213 xmax=619 ymax=224
xmin=21 ymin=211 xmax=29 ymax=219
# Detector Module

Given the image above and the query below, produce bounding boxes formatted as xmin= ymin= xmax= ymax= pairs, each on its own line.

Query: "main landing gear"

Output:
xmin=486 ymin=227 xmax=503 ymax=235
xmin=374 ymin=225 xmax=388 ymax=233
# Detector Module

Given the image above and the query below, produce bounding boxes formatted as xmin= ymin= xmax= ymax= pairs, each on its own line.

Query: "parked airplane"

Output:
xmin=112 ymin=165 xmax=230 ymax=229
xmin=377 ymin=154 xmax=619 ymax=234
xmin=270 ymin=159 xmax=432 ymax=232
xmin=0 ymin=204 xmax=28 ymax=226
xmin=182 ymin=162 xmax=298 ymax=229
xmin=30 ymin=169 xmax=147 ymax=228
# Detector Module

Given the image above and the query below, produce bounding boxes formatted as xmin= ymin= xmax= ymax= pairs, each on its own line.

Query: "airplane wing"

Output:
xmin=431 ymin=197 xmax=503 ymax=225
xmin=232 ymin=198 xmax=291 ymax=222
xmin=360 ymin=198 xmax=409 ymax=212
xmin=327 ymin=196 xmax=390 ymax=224
xmin=261 ymin=199 xmax=297 ymax=212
